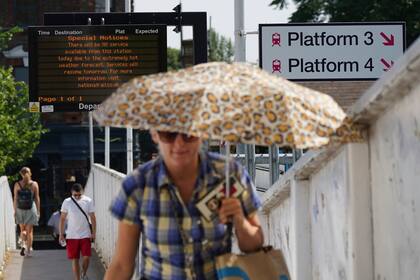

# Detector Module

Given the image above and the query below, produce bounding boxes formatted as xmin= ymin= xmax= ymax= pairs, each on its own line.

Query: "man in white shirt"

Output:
xmin=60 ymin=183 xmax=96 ymax=280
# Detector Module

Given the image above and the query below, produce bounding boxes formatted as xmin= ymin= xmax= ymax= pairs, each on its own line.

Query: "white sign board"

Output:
xmin=259 ymin=23 xmax=405 ymax=80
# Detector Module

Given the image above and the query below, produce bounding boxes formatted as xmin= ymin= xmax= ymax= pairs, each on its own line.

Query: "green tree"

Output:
xmin=0 ymin=27 xmax=46 ymax=179
xmin=167 ymin=47 xmax=181 ymax=70
xmin=270 ymin=0 xmax=420 ymax=46
xmin=0 ymin=26 xmax=22 ymax=50
xmin=208 ymin=28 xmax=234 ymax=62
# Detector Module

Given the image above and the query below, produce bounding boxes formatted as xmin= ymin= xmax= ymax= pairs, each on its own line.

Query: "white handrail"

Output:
xmin=0 ymin=176 xmax=17 ymax=275
xmin=84 ymin=164 xmax=125 ymax=268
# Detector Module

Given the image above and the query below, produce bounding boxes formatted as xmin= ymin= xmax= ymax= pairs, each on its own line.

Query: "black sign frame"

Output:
xmin=28 ymin=24 xmax=167 ymax=112
xmin=29 ymin=12 xmax=207 ymax=112
xmin=43 ymin=12 xmax=208 ymax=65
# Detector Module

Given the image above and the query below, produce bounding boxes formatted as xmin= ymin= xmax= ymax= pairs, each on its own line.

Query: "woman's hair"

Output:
xmin=19 ymin=167 xmax=31 ymax=176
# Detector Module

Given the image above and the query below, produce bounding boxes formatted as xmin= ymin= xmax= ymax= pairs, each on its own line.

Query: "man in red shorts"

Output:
xmin=59 ymin=183 xmax=96 ymax=280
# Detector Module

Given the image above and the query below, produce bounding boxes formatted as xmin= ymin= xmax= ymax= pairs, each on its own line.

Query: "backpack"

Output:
xmin=17 ymin=182 xmax=34 ymax=210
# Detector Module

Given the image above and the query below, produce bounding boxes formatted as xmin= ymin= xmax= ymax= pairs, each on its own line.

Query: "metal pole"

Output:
xmin=234 ymin=0 xmax=245 ymax=158
xmin=87 ymin=18 xmax=95 ymax=207
xmin=246 ymin=144 xmax=255 ymax=183
xmin=234 ymin=0 xmax=255 ymax=182
xmin=89 ymin=112 xmax=94 ymax=167
xmin=293 ymin=149 xmax=303 ymax=163
xmin=99 ymin=16 xmax=110 ymax=169
xmin=269 ymin=145 xmax=280 ymax=185
xmin=127 ymin=128 xmax=133 ymax=173
xmin=105 ymin=127 xmax=110 ymax=168
xmin=125 ymin=0 xmax=133 ymax=175
xmin=125 ymin=0 xmax=130 ymax=12
xmin=234 ymin=0 xmax=245 ymax=62
xmin=105 ymin=0 xmax=110 ymax=12
xmin=225 ymin=142 xmax=230 ymax=197
xmin=178 ymin=2 xmax=184 ymax=68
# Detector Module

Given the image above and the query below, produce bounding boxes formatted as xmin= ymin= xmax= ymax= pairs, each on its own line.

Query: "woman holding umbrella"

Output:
xmin=104 ymin=130 xmax=264 ymax=280
xmin=96 ymin=62 xmax=359 ymax=279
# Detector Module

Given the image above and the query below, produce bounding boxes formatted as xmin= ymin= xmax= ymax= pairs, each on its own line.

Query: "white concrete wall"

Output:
xmin=262 ymin=143 xmax=373 ymax=280
xmin=310 ymin=149 xmax=351 ymax=280
xmin=265 ymin=197 xmax=293 ymax=270
xmin=259 ymin=38 xmax=420 ymax=280
xmin=369 ymin=81 xmax=420 ymax=280
xmin=309 ymin=144 xmax=372 ymax=280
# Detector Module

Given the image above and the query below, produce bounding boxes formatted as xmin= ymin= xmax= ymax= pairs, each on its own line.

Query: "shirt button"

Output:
xmin=186 ymin=255 xmax=193 ymax=262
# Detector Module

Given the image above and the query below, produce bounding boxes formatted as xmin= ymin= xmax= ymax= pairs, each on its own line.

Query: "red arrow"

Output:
xmin=380 ymin=32 xmax=394 ymax=46
xmin=380 ymin=58 xmax=394 ymax=71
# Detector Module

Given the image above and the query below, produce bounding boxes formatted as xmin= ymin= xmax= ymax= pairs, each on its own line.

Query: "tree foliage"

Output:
xmin=270 ymin=0 xmax=420 ymax=45
xmin=167 ymin=47 xmax=181 ymax=70
xmin=0 ymin=27 xmax=46 ymax=178
xmin=0 ymin=26 xmax=22 ymax=50
xmin=167 ymin=28 xmax=234 ymax=70
xmin=208 ymin=28 xmax=234 ymax=62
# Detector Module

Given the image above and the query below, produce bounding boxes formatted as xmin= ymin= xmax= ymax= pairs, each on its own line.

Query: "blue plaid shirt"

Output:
xmin=110 ymin=152 xmax=261 ymax=280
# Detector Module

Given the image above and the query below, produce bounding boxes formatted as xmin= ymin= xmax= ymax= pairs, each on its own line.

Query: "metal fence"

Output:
xmin=0 ymin=176 xmax=16 ymax=276
xmin=84 ymin=164 xmax=125 ymax=269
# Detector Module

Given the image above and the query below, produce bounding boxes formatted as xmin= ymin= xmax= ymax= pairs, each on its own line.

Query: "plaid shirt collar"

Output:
xmin=156 ymin=151 xmax=225 ymax=195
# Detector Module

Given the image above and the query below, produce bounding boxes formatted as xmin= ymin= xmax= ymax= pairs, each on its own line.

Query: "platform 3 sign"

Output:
xmin=259 ymin=22 xmax=405 ymax=80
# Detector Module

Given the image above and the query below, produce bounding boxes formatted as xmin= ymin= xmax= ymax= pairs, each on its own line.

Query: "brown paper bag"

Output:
xmin=215 ymin=246 xmax=291 ymax=280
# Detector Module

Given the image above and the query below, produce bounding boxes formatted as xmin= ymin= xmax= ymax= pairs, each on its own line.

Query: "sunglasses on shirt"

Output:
xmin=157 ymin=131 xmax=198 ymax=143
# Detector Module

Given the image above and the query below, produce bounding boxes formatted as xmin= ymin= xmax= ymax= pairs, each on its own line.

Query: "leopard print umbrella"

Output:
xmin=93 ymin=62 xmax=361 ymax=149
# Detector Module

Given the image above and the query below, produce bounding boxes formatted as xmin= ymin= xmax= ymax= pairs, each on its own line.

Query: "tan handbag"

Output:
xmin=215 ymin=246 xmax=291 ymax=280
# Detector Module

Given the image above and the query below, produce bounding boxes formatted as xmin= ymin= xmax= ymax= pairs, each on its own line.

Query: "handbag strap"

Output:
xmin=70 ymin=196 xmax=92 ymax=232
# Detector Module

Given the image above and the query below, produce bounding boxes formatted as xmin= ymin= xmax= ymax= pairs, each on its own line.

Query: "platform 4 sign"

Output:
xmin=259 ymin=23 xmax=405 ymax=80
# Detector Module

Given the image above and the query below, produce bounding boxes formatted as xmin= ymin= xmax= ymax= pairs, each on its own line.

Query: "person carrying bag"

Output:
xmin=70 ymin=196 xmax=93 ymax=240
xmin=59 ymin=183 xmax=96 ymax=280
xmin=13 ymin=167 xmax=40 ymax=257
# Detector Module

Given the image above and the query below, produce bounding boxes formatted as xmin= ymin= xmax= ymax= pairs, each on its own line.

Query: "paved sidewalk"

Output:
xmin=3 ymin=249 xmax=105 ymax=280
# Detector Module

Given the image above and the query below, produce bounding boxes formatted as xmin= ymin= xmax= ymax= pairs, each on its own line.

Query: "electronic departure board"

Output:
xmin=28 ymin=25 xmax=167 ymax=112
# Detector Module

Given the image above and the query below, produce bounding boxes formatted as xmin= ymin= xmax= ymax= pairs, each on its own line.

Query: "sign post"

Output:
xmin=259 ymin=22 xmax=405 ymax=80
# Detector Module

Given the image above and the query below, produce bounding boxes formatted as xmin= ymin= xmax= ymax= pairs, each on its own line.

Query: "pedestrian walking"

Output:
xmin=60 ymin=183 xmax=96 ymax=280
xmin=47 ymin=208 xmax=67 ymax=247
xmin=13 ymin=167 xmax=40 ymax=257
xmin=104 ymin=131 xmax=264 ymax=280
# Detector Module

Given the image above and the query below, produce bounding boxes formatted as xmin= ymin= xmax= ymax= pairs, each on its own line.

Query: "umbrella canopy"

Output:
xmin=93 ymin=62 xmax=359 ymax=149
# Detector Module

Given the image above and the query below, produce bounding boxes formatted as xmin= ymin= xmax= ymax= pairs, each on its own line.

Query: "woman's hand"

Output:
xmin=218 ymin=198 xmax=245 ymax=225
xmin=218 ymin=198 xmax=264 ymax=252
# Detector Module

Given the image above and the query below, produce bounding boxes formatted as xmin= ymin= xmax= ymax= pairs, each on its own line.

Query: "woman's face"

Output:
xmin=151 ymin=131 xmax=201 ymax=171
